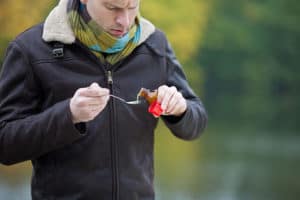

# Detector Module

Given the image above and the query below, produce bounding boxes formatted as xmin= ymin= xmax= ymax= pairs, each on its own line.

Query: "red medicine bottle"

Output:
xmin=138 ymin=88 xmax=163 ymax=117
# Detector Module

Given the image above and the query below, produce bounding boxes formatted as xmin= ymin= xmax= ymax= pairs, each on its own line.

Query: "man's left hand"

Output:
xmin=157 ymin=85 xmax=187 ymax=117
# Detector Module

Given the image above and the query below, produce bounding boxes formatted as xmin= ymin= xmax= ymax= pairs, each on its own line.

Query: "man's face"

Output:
xmin=80 ymin=0 xmax=140 ymax=38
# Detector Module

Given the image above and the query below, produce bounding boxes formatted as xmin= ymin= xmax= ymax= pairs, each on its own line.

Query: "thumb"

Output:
xmin=89 ymin=82 xmax=100 ymax=89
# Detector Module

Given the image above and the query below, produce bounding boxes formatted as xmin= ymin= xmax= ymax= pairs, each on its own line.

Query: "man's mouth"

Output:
xmin=110 ymin=29 xmax=126 ymax=37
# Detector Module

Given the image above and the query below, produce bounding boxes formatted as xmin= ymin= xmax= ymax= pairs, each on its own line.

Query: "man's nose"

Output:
xmin=116 ymin=10 xmax=130 ymax=28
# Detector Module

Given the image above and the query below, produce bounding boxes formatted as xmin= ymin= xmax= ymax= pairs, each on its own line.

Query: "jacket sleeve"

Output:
xmin=162 ymin=41 xmax=208 ymax=140
xmin=0 ymin=41 xmax=85 ymax=165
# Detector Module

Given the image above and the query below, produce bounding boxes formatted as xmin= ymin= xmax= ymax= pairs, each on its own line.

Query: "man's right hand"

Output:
xmin=70 ymin=82 xmax=110 ymax=123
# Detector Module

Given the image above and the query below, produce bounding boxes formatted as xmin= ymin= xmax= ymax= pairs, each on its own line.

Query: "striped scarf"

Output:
xmin=67 ymin=0 xmax=141 ymax=65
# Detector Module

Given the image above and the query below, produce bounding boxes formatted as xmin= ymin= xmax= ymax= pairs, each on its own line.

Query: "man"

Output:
xmin=0 ymin=0 xmax=207 ymax=199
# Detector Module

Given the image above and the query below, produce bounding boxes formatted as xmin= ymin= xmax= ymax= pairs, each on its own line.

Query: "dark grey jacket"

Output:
xmin=0 ymin=7 xmax=207 ymax=200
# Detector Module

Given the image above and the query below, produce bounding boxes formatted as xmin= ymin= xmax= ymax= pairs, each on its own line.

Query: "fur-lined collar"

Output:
xmin=42 ymin=0 xmax=155 ymax=45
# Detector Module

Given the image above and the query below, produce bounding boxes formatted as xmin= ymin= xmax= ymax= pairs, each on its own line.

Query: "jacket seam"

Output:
xmin=9 ymin=41 xmax=42 ymax=114
xmin=32 ymin=57 xmax=75 ymax=64
xmin=11 ymin=41 xmax=33 ymax=68
xmin=13 ymin=40 xmax=42 ymax=87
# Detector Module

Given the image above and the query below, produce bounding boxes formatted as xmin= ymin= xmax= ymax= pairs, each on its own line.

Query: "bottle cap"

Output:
xmin=148 ymin=100 xmax=163 ymax=117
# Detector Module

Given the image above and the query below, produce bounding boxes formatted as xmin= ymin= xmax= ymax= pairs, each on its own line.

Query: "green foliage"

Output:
xmin=141 ymin=0 xmax=210 ymax=93
xmin=198 ymin=0 xmax=300 ymax=131
xmin=0 ymin=0 xmax=57 ymax=65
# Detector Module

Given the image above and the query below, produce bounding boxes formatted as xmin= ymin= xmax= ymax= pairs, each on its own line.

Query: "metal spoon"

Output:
xmin=109 ymin=94 xmax=142 ymax=105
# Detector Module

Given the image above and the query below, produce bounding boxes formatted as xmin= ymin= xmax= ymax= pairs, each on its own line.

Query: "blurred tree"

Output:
xmin=0 ymin=0 xmax=57 ymax=65
xmin=198 ymin=0 xmax=300 ymax=131
xmin=141 ymin=0 xmax=210 ymax=94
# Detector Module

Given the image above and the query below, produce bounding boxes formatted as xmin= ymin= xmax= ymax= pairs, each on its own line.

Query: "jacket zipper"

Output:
xmin=107 ymin=70 xmax=113 ymax=85
xmin=75 ymin=41 xmax=122 ymax=200
xmin=106 ymin=69 xmax=119 ymax=200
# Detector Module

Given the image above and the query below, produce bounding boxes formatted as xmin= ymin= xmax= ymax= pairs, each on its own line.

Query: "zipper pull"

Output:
xmin=107 ymin=70 xmax=113 ymax=85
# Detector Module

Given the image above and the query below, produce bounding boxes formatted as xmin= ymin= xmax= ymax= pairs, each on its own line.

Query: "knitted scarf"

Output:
xmin=67 ymin=0 xmax=141 ymax=65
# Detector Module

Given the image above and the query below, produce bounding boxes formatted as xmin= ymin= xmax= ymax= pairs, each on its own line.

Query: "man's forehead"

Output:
xmin=105 ymin=0 xmax=140 ymax=7
xmin=106 ymin=0 xmax=139 ymax=7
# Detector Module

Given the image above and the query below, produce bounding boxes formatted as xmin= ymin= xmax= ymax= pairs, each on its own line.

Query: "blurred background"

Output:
xmin=0 ymin=0 xmax=299 ymax=199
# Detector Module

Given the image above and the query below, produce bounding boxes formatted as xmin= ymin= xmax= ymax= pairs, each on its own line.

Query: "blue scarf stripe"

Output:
xmin=91 ymin=25 xmax=141 ymax=54
xmin=106 ymin=33 xmax=130 ymax=53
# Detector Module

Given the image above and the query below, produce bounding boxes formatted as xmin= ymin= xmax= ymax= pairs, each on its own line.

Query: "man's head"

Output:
xmin=80 ymin=0 xmax=140 ymax=38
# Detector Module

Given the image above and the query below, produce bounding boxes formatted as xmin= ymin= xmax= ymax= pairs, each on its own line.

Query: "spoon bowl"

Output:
xmin=109 ymin=94 xmax=142 ymax=105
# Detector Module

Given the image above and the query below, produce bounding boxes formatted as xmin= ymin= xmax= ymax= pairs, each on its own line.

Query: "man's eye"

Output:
xmin=129 ymin=6 xmax=137 ymax=10
xmin=107 ymin=6 xmax=116 ymax=10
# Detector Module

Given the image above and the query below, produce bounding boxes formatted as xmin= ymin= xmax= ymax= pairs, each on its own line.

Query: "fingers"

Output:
xmin=165 ymin=92 xmax=184 ymax=114
xmin=70 ymin=83 xmax=110 ymax=123
xmin=74 ymin=83 xmax=110 ymax=106
xmin=73 ymin=96 xmax=110 ymax=108
xmin=157 ymin=86 xmax=175 ymax=110
xmin=77 ymin=82 xmax=110 ymax=97
xmin=157 ymin=85 xmax=187 ymax=116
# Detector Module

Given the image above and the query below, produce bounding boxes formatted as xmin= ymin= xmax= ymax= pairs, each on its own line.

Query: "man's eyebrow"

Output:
xmin=104 ymin=2 xmax=123 ymax=9
xmin=104 ymin=2 xmax=117 ymax=7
